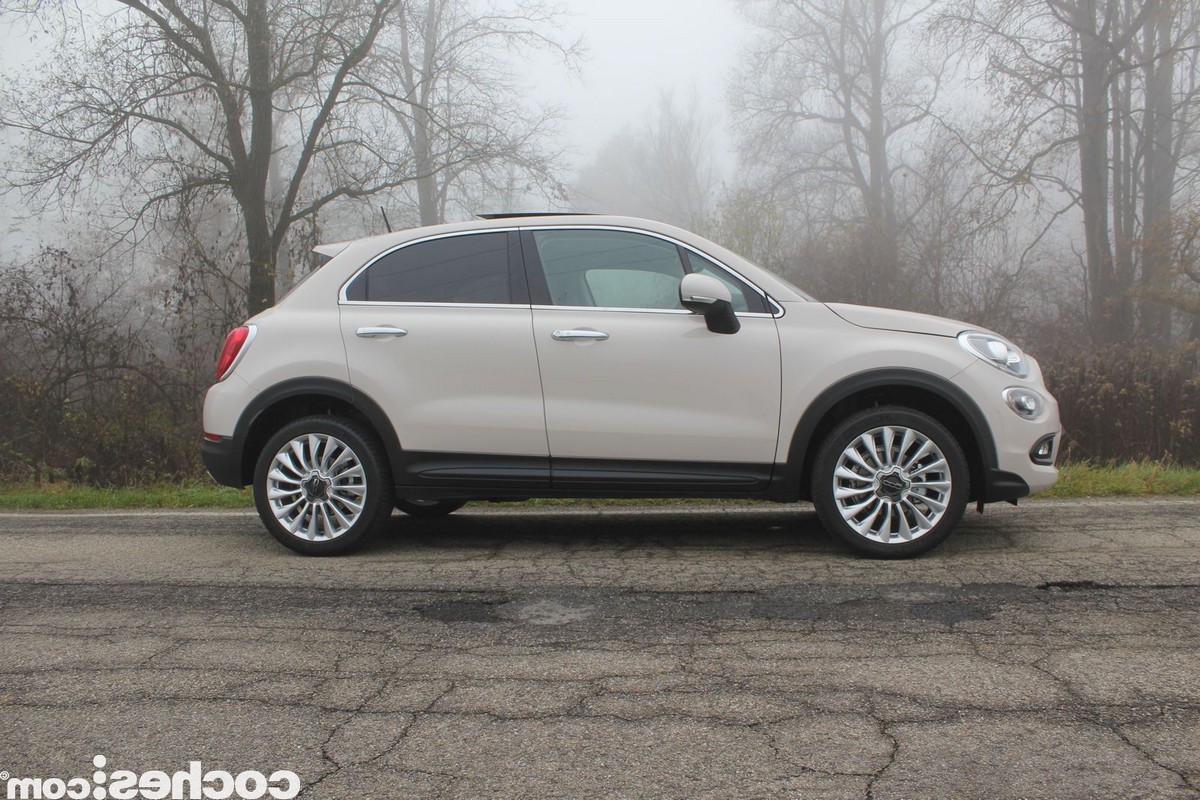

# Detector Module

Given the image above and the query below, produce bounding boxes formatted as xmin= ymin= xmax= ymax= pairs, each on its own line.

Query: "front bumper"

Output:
xmin=953 ymin=360 xmax=1061 ymax=499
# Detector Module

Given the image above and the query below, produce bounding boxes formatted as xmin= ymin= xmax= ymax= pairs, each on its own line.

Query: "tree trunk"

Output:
xmin=1110 ymin=65 xmax=1136 ymax=337
xmin=413 ymin=110 xmax=440 ymax=226
xmin=244 ymin=0 xmax=278 ymax=315
xmin=1138 ymin=0 xmax=1176 ymax=343
xmin=863 ymin=0 xmax=901 ymax=306
xmin=1076 ymin=0 xmax=1124 ymax=344
xmin=244 ymin=199 xmax=276 ymax=316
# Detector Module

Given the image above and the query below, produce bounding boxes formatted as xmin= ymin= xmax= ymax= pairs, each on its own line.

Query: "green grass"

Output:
xmin=1042 ymin=461 xmax=1200 ymax=498
xmin=0 ymin=462 xmax=1197 ymax=509
xmin=0 ymin=480 xmax=253 ymax=510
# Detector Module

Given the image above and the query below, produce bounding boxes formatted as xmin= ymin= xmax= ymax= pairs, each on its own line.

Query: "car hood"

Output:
xmin=825 ymin=303 xmax=971 ymax=338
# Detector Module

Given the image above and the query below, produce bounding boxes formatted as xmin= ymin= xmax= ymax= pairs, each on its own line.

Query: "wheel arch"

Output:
xmin=233 ymin=378 xmax=402 ymax=487
xmin=782 ymin=368 xmax=996 ymax=502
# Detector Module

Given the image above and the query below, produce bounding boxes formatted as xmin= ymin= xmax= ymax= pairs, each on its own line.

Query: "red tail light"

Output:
xmin=215 ymin=325 xmax=253 ymax=381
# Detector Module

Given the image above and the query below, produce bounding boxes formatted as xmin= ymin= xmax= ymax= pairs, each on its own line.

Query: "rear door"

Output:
xmin=339 ymin=230 xmax=549 ymax=489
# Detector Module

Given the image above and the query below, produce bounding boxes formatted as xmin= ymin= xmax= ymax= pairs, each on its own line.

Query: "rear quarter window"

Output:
xmin=345 ymin=232 xmax=510 ymax=303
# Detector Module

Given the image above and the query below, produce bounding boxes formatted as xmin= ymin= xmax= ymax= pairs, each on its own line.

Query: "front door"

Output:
xmin=523 ymin=228 xmax=782 ymax=490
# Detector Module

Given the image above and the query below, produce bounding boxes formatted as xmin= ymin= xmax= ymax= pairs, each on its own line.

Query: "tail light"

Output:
xmin=215 ymin=325 xmax=256 ymax=381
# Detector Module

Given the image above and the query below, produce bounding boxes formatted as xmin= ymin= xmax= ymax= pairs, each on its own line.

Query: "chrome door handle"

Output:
xmin=552 ymin=329 xmax=609 ymax=341
xmin=356 ymin=326 xmax=408 ymax=338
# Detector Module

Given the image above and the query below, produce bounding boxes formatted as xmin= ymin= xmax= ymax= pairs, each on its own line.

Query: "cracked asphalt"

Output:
xmin=1 ymin=498 xmax=1198 ymax=799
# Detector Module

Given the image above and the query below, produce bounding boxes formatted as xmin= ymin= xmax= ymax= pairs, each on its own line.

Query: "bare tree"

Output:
xmin=2 ymin=0 xmax=411 ymax=314
xmin=732 ymin=0 xmax=944 ymax=306
xmin=370 ymin=0 xmax=579 ymax=225
xmin=934 ymin=0 xmax=1200 ymax=345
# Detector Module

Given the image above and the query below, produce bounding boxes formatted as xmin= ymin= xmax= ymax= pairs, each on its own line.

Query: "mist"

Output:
xmin=1 ymin=0 xmax=1199 ymax=482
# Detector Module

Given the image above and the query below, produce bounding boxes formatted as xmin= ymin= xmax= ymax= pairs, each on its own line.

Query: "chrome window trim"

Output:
xmin=530 ymin=304 xmax=778 ymax=318
xmin=336 ymin=222 xmax=785 ymax=318
xmin=522 ymin=224 xmax=785 ymax=317
xmin=338 ymin=227 xmax=520 ymax=304
xmin=340 ymin=301 xmax=530 ymax=310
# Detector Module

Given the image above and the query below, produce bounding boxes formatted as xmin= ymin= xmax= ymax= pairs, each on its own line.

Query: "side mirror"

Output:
xmin=680 ymin=273 xmax=740 ymax=334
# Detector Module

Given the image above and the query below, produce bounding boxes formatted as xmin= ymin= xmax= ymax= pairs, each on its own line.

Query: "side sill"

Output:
xmin=393 ymin=453 xmax=776 ymax=498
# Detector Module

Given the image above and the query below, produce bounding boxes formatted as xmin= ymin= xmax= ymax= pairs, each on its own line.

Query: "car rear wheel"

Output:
xmin=812 ymin=406 xmax=969 ymax=558
xmin=395 ymin=499 xmax=467 ymax=517
xmin=253 ymin=416 xmax=394 ymax=555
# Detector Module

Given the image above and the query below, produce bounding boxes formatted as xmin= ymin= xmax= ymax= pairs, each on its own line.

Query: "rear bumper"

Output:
xmin=201 ymin=436 xmax=245 ymax=488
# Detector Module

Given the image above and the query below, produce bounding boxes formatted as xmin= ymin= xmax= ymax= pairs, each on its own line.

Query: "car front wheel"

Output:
xmin=812 ymin=406 xmax=969 ymax=558
xmin=253 ymin=416 xmax=394 ymax=555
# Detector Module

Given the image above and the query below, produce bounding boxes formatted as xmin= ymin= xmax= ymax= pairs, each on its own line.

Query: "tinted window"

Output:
xmin=345 ymin=232 xmax=510 ymax=303
xmin=532 ymin=230 xmax=686 ymax=309
xmin=683 ymin=251 xmax=769 ymax=314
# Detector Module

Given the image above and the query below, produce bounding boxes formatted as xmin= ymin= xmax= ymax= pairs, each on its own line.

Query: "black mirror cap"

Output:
xmin=705 ymin=299 xmax=741 ymax=335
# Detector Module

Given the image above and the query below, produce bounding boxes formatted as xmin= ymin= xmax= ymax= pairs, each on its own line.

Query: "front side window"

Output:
xmin=345 ymin=232 xmax=510 ymax=303
xmin=532 ymin=230 xmax=686 ymax=310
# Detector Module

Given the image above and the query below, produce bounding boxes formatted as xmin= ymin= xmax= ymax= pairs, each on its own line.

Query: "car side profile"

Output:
xmin=201 ymin=214 xmax=1060 ymax=557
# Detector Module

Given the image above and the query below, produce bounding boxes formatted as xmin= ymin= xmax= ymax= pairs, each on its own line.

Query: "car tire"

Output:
xmin=253 ymin=415 xmax=394 ymax=556
xmin=812 ymin=406 xmax=969 ymax=558
xmin=395 ymin=499 xmax=467 ymax=518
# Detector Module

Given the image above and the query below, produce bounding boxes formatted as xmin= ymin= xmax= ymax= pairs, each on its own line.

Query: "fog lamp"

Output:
xmin=1003 ymin=387 xmax=1044 ymax=419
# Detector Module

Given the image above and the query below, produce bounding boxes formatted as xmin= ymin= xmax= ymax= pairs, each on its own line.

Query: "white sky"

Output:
xmin=0 ymin=0 xmax=751 ymax=162
xmin=530 ymin=0 xmax=750 ymax=167
xmin=0 ymin=0 xmax=752 ymax=241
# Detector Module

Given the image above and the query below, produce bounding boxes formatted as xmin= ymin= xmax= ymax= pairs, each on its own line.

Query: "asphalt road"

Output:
xmin=1 ymin=498 xmax=1198 ymax=799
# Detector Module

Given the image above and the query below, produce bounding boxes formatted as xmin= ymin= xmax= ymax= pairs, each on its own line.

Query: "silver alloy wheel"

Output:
xmin=831 ymin=425 xmax=952 ymax=544
xmin=266 ymin=433 xmax=367 ymax=541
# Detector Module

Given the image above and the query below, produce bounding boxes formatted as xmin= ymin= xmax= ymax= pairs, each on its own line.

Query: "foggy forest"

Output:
xmin=1 ymin=0 xmax=1198 ymax=484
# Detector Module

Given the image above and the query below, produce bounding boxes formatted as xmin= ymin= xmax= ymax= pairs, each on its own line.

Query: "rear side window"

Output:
xmin=345 ymin=232 xmax=510 ymax=303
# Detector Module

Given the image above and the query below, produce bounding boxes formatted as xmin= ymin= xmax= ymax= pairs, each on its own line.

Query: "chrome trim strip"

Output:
xmin=340 ymin=301 xmax=529 ymax=310
xmin=335 ymin=222 xmax=785 ymax=318
xmin=530 ymin=304 xmax=776 ymax=318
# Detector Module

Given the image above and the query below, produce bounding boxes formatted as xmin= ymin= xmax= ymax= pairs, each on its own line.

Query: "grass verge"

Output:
xmin=0 ymin=480 xmax=252 ymax=510
xmin=1042 ymin=461 xmax=1200 ymax=498
xmin=0 ymin=462 xmax=1196 ymax=509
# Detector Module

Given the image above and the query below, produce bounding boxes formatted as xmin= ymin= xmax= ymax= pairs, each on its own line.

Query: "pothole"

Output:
xmin=500 ymin=598 xmax=595 ymax=626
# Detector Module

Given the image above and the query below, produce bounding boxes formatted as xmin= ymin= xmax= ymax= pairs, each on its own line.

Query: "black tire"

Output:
xmin=811 ymin=406 xmax=969 ymax=558
xmin=253 ymin=415 xmax=394 ymax=555
xmin=395 ymin=499 xmax=467 ymax=518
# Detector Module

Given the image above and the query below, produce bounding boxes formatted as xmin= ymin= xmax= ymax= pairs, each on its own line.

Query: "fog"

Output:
xmin=1 ymin=0 xmax=1199 ymax=484
xmin=529 ymin=0 xmax=748 ymax=169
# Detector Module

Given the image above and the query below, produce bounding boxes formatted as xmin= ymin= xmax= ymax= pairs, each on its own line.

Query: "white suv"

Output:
xmin=202 ymin=214 xmax=1059 ymax=557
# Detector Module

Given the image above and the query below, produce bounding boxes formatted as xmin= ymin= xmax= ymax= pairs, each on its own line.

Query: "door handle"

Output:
xmin=552 ymin=329 xmax=609 ymax=341
xmin=356 ymin=326 xmax=408 ymax=338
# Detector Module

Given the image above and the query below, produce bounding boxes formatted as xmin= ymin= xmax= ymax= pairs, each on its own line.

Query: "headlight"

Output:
xmin=958 ymin=331 xmax=1029 ymax=378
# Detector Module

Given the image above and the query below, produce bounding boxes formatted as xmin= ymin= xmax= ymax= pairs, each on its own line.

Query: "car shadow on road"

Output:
xmin=362 ymin=505 xmax=845 ymax=555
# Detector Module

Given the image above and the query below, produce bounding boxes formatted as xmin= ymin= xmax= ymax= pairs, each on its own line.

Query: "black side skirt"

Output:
xmin=393 ymin=452 xmax=775 ymax=499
